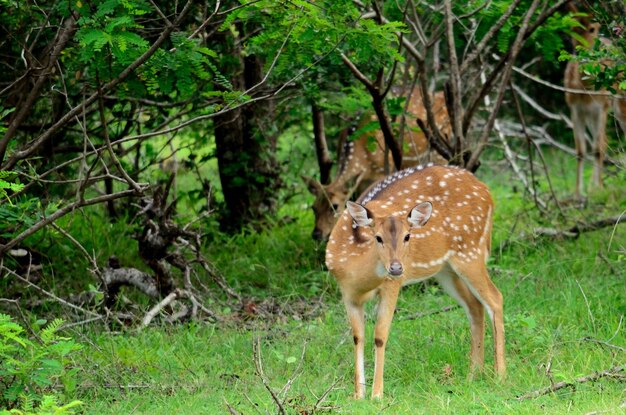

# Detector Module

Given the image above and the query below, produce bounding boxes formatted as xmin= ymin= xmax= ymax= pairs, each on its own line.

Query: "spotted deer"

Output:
xmin=304 ymin=89 xmax=450 ymax=241
xmin=564 ymin=12 xmax=625 ymax=196
xmin=326 ymin=164 xmax=505 ymax=399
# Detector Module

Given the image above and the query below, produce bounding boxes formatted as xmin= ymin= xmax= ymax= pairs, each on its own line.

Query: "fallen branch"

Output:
xmin=1 ymin=265 xmax=100 ymax=317
xmin=517 ymin=364 xmax=625 ymax=400
xmin=253 ymin=336 xmax=287 ymax=415
xmin=584 ymin=401 xmax=626 ymax=415
xmin=400 ymin=304 xmax=459 ymax=321
xmin=533 ymin=214 xmax=626 ymax=239
xmin=103 ymin=266 xmax=161 ymax=304
xmin=140 ymin=289 xmax=182 ymax=328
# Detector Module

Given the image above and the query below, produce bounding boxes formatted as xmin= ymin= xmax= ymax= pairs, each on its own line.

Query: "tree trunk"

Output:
xmin=311 ymin=103 xmax=333 ymax=184
xmin=214 ymin=49 xmax=280 ymax=230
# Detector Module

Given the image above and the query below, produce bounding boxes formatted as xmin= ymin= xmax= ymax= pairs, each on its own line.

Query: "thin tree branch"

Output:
xmin=1 ymin=265 xmax=101 ymax=317
xmin=2 ymin=0 xmax=194 ymax=170
xmin=0 ymin=16 xmax=78 ymax=161
xmin=466 ymin=0 xmax=542 ymax=171
xmin=0 ymin=188 xmax=146 ymax=256
xmin=517 ymin=364 xmax=626 ymax=400
xmin=253 ymin=336 xmax=287 ymax=415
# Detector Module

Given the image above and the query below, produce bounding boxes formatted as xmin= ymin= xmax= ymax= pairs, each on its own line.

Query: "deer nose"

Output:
xmin=312 ymin=228 xmax=325 ymax=241
xmin=389 ymin=261 xmax=403 ymax=276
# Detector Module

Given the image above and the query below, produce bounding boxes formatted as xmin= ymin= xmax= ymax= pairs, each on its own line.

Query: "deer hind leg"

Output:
xmin=614 ymin=98 xmax=626 ymax=137
xmin=371 ymin=281 xmax=401 ymax=400
xmin=344 ymin=299 xmax=366 ymax=399
xmin=450 ymin=261 xmax=505 ymax=379
xmin=589 ymin=105 xmax=608 ymax=189
xmin=436 ymin=269 xmax=485 ymax=378
xmin=571 ymin=106 xmax=588 ymax=197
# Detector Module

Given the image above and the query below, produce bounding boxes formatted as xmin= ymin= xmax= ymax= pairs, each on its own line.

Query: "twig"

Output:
xmin=576 ymin=280 xmax=597 ymax=336
xmin=253 ymin=336 xmax=286 ymax=415
xmin=223 ymin=397 xmax=243 ymax=415
xmin=1 ymin=265 xmax=100 ymax=317
xmin=50 ymin=223 xmax=104 ymax=284
xmin=582 ymin=337 xmax=626 ymax=353
xmin=278 ymin=338 xmax=307 ymax=399
xmin=533 ymin=215 xmax=626 ymax=239
xmin=400 ymin=305 xmax=459 ymax=321
xmin=517 ymin=364 xmax=626 ymax=400
xmin=584 ymin=401 xmax=626 ymax=415
xmin=2 ymin=0 xmax=195 ymax=170
xmin=466 ymin=0 xmax=542 ymax=171
xmin=0 ymin=187 xmax=146 ymax=256
xmin=60 ymin=315 xmax=106 ymax=329
xmin=512 ymin=64 xmax=619 ymax=98
xmin=495 ymin=124 xmax=546 ymax=210
xmin=140 ymin=289 xmax=181 ymax=328
xmin=312 ymin=377 xmax=343 ymax=413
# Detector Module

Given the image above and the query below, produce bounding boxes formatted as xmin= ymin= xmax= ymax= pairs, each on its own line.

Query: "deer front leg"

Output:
xmin=372 ymin=282 xmax=401 ymax=400
xmin=344 ymin=299 xmax=366 ymax=399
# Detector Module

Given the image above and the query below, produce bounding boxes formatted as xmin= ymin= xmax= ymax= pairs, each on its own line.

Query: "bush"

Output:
xmin=0 ymin=315 xmax=82 ymax=414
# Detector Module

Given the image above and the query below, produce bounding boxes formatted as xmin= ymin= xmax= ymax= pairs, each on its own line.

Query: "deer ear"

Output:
xmin=346 ymin=201 xmax=373 ymax=227
xmin=302 ymin=176 xmax=322 ymax=196
xmin=408 ymin=202 xmax=432 ymax=227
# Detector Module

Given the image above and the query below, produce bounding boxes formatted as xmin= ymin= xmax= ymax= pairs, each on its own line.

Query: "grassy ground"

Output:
xmin=63 ymin=153 xmax=626 ymax=414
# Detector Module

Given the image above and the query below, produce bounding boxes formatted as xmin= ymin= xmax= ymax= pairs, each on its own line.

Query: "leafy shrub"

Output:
xmin=0 ymin=315 xmax=82 ymax=414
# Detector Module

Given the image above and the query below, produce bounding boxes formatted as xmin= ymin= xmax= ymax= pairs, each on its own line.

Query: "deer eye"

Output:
xmin=375 ymin=235 xmax=383 ymax=244
xmin=404 ymin=234 xmax=411 ymax=242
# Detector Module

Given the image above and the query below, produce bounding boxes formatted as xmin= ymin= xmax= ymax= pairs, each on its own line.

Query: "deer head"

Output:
xmin=346 ymin=200 xmax=433 ymax=276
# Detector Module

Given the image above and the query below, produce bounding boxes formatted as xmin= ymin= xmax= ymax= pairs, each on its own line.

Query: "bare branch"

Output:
xmin=466 ymin=0 xmax=542 ymax=170
xmin=253 ymin=336 xmax=287 ymax=415
xmin=140 ymin=289 xmax=180 ymax=328
xmin=2 ymin=0 xmax=194 ymax=170
xmin=517 ymin=364 xmax=626 ymax=400
xmin=0 ymin=188 xmax=146 ymax=256
xmin=1 ymin=265 xmax=101 ymax=317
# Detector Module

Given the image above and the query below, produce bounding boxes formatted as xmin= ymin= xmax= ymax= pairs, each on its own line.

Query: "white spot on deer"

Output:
xmin=439 ymin=181 xmax=447 ymax=187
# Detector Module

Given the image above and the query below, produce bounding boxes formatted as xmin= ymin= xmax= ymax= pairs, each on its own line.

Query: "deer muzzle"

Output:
xmin=388 ymin=261 xmax=404 ymax=276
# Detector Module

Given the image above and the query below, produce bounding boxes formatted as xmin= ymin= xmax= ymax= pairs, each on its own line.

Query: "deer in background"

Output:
xmin=564 ymin=10 xmax=625 ymax=196
xmin=303 ymin=89 xmax=450 ymax=241
xmin=326 ymin=164 xmax=505 ymax=399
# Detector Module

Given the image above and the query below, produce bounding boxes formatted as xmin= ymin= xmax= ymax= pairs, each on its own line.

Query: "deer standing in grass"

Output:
xmin=304 ymin=89 xmax=450 ymax=241
xmin=564 ymin=12 xmax=626 ymax=196
xmin=326 ymin=164 xmax=505 ymax=399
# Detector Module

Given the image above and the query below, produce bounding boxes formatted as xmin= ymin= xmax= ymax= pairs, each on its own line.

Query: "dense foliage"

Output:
xmin=0 ymin=0 xmax=624 ymax=411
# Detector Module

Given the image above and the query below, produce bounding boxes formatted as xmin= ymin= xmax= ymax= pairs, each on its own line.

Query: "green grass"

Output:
xmin=65 ymin=159 xmax=625 ymax=413
xmin=15 ymin=146 xmax=625 ymax=414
